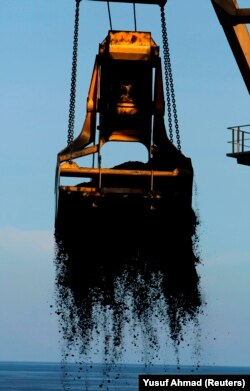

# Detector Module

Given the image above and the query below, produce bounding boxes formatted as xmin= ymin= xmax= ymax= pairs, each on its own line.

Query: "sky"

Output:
xmin=0 ymin=0 xmax=250 ymax=367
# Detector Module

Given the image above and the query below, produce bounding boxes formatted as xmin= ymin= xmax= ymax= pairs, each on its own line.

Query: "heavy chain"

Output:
xmin=160 ymin=3 xmax=181 ymax=151
xmin=67 ymin=0 xmax=81 ymax=150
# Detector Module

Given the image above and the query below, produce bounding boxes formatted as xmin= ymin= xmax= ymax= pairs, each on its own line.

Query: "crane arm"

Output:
xmin=211 ymin=0 xmax=250 ymax=93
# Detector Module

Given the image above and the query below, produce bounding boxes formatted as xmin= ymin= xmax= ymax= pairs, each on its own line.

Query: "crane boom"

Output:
xmin=211 ymin=0 xmax=250 ymax=93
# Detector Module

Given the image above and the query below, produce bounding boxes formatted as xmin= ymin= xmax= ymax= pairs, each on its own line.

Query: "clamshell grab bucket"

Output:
xmin=55 ymin=31 xmax=193 ymax=227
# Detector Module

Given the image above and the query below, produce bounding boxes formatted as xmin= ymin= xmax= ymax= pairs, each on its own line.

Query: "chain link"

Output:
xmin=160 ymin=3 xmax=181 ymax=151
xmin=67 ymin=0 xmax=81 ymax=152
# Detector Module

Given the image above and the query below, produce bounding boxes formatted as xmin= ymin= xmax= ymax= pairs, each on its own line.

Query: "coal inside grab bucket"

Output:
xmin=55 ymin=159 xmax=193 ymax=230
xmin=55 ymin=157 xmax=196 ymax=271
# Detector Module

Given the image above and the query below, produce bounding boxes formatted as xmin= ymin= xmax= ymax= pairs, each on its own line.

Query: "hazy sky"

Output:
xmin=1 ymin=0 xmax=250 ymax=366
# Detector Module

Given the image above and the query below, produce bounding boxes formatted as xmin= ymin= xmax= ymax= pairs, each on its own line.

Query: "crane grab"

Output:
xmin=55 ymin=28 xmax=193 ymax=227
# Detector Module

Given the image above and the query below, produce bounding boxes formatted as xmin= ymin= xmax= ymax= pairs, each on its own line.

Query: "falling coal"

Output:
xmin=54 ymin=160 xmax=203 ymax=365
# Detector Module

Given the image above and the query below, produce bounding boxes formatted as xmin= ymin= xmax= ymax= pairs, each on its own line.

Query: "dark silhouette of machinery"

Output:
xmin=55 ymin=2 xmax=194 ymax=226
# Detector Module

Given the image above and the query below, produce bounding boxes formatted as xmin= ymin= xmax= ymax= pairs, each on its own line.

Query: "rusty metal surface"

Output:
xmin=104 ymin=31 xmax=158 ymax=60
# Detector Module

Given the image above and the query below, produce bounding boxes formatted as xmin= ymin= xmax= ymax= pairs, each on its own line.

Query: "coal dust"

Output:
xmin=54 ymin=162 xmax=204 ymax=367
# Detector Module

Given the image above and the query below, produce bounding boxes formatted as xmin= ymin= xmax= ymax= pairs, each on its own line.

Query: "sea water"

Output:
xmin=1 ymin=361 xmax=250 ymax=391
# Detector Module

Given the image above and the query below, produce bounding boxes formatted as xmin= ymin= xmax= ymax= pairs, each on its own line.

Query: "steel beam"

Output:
xmin=211 ymin=0 xmax=250 ymax=93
